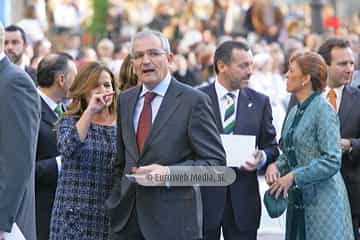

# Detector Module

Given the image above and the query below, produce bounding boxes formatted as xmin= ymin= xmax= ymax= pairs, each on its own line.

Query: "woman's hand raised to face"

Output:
xmin=87 ymin=92 xmax=115 ymax=115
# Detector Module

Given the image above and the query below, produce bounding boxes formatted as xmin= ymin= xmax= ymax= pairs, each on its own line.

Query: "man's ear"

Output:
xmin=167 ymin=53 xmax=174 ymax=64
xmin=217 ymin=60 xmax=227 ymax=74
xmin=56 ymin=72 xmax=65 ymax=87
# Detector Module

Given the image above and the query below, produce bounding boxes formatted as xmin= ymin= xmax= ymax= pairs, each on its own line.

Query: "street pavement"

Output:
xmin=220 ymin=176 xmax=286 ymax=240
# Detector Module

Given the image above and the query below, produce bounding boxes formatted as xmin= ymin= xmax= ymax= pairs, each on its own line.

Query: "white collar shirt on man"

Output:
xmin=133 ymin=72 xmax=172 ymax=132
xmin=322 ymin=85 xmax=344 ymax=113
xmin=37 ymin=88 xmax=58 ymax=113
xmin=214 ymin=79 xmax=267 ymax=169
xmin=214 ymin=79 xmax=239 ymax=127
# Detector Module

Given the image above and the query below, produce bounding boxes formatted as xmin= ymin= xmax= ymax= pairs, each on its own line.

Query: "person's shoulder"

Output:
xmin=172 ymin=78 xmax=211 ymax=102
xmin=5 ymin=63 xmax=34 ymax=86
xmin=242 ymin=87 xmax=269 ymax=101
xmin=119 ymin=85 xmax=140 ymax=99
xmin=345 ymin=85 xmax=360 ymax=98
xmin=197 ymin=83 xmax=213 ymax=94
xmin=313 ymin=94 xmax=336 ymax=116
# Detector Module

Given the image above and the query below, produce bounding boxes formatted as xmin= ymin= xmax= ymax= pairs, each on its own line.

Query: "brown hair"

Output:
xmin=289 ymin=51 xmax=328 ymax=92
xmin=66 ymin=62 xmax=119 ymax=117
xmin=318 ymin=37 xmax=351 ymax=65
xmin=119 ymin=54 xmax=138 ymax=90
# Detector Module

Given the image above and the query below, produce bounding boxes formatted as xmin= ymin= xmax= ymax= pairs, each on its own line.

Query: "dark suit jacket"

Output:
xmin=25 ymin=66 xmax=37 ymax=85
xmin=286 ymin=86 xmax=360 ymax=214
xmin=106 ymin=78 xmax=226 ymax=240
xmin=0 ymin=56 xmax=40 ymax=240
xmin=35 ymin=98 xmax=59 ymax=240
xmin=200 ymin=83 xmax=279 ymax=231
xmin=337 ymin=86 xmax=360 ymax=214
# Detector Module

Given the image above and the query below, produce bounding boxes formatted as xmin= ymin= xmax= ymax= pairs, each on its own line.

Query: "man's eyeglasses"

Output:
xmin=131 ymin=49 xmax=167 ymax=61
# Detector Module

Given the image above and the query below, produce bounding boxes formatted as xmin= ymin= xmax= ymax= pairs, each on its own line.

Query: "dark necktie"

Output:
xmin=137 ymin=92 xmax=156 ymax=153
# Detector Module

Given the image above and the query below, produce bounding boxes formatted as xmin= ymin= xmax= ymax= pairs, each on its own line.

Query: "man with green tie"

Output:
xmin=35 ymin=52 xmax=77 ymax=240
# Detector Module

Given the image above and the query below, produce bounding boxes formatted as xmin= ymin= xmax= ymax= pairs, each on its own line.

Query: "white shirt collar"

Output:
xmin=0 ymin=52 xmax=6 ymax=61
xmin=322 ymin=85 xmax=344 ymax=112
xmin=140 ymin=72 xmax=172 ymax=98
xmin=323 ymin=85 xmax=344 ymax=97
xmin=214 ymin=78 xmax=240 ymax=100
xmin=37 ymin=88 xmax=58 ymax=111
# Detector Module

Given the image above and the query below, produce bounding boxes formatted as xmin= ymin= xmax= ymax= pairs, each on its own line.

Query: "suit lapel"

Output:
xmin=141 ymin=79 xmax=182 ymax=155
xmin=233 ymin=88 xmax=252 ymax=134
xmin=127 ymin=87 xmax=142 ymax=160
xmin=339 ymin=86 xmax=353 ymax=127
xmin=208 ymin=83 xmax=224 ymax=133
xmin=40 ymin=99 xmax=58 ymax=126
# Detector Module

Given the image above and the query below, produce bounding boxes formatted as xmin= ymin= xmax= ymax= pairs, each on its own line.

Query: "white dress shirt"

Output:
xmin=214 ymin=80 xmax=267 ymax=169
xmin=133 ymin=73 xmax=172 ymax=132
xmin=214 ymin=80 xmax=240 ymax=128
xmin=38 ymin=89 xmax=58 ymax=112
xmin=322 ymin=85 xmax=344 ymax=113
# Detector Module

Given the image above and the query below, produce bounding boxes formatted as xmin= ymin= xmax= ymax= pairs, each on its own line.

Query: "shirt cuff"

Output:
xmin=257 ymin=150 xmax=267 ymax=170
xmin=56 ymin=156 xmax=62 ymax=175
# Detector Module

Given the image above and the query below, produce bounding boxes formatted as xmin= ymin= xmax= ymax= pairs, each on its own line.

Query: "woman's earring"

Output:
xmin=301 ymin=82 xmax=305 ymax=87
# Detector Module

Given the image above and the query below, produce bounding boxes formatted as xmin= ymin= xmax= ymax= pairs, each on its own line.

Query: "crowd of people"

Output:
xmin=0 ymin=1 xmax=360 ymax=240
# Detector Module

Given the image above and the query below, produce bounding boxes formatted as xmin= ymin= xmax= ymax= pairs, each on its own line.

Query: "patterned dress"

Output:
xmin=50 ymin=116 xmax=116 ymax=240
xmin=277 ymin=94 xmax=354 ymax=240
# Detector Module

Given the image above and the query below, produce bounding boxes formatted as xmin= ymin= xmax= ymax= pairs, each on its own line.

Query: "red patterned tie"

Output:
xmin=137 ymin=92 xmax=157 ymax=153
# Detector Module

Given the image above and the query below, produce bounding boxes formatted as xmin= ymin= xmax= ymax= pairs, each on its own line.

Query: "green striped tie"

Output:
xmin=223 ymin=93 xmax=235 ymax=134
xmin=54 ymin=104 xmax=63 ymax=118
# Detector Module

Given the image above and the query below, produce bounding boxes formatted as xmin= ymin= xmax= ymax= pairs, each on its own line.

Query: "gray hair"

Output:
xmin=0 ymin=21 xmax=4 ymax=51
xmin=130 ymin=30 xmax=171 ymax=54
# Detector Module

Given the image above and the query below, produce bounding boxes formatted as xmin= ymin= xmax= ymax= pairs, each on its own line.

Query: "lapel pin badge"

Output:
xmin=248 ymin=103 xmax=253 ymax=108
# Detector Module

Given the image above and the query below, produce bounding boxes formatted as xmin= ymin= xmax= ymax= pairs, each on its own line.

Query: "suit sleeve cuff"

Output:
xmin=257 ymin=150 xmax=267 ymax=170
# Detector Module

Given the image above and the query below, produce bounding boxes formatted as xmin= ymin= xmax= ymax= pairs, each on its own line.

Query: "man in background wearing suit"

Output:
xmin=200 ymin=40 xmax=279 ymax=240
xmin=5 ymin=25 xmax=37 ymax=83
xmin=318 ymin=38 xmax=360 ymax=240
xmin=286 ymin=37 xmax=360 ymax=240
xmin=106 ymin=30 xmax=226 ymax=240
xmin=35 ymin=53 xmax=77 ymax=240
xmin=0 ymin=21 xmax=40 ymax=240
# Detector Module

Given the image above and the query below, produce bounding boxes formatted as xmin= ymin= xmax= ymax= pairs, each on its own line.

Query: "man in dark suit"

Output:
xmin=200 ymin=40 xmax=279 ymax=240
xmin=106 ymin=30 xmax=226 ymax=240
xmin=0 ymin=21 xmax=40 ymax=240
xmin=318 ymin=38 xmax=360 ymax=240
xmin=286 ymin=37 xmax=360 ymax=240
xmin=4 ymin=25 xmax=37 ymax=84
xmin=35 ymin=53 xmax=77 ymax=240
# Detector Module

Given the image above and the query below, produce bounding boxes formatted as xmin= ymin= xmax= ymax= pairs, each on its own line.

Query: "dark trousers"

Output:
xmin=204 ymin=189 xmax=257 ymax=240
xmin=110 ymin=207 xmax=145 ymax=240
xmin=353 ymin=215 xmax=360 ymax=240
